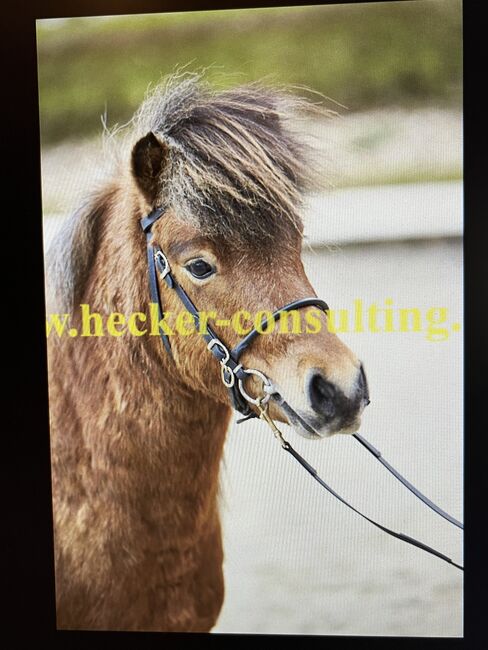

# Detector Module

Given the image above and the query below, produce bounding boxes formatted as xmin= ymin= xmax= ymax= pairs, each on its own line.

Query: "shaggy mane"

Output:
xmin=47 ymin=73 xmax=329 ymax=310
xmin=122 ymin=73 xmax=326 ymax=244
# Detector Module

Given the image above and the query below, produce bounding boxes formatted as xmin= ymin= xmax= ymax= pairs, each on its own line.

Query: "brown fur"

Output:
xmin=47 ymin=77 xmax=360 ymax=631
xmin=48 ymin=183 xmax=231 ymax=631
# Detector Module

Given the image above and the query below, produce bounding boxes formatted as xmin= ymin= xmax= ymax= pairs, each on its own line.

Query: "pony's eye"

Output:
xmin=186 ymin=259 xmax=215 ymax=279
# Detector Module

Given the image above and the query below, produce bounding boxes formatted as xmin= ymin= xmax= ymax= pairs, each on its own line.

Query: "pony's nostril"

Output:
xmin=309 ymin=373 xmax=336 ymax=419
xmin=358 ymin=363 xmax=370 ymax=404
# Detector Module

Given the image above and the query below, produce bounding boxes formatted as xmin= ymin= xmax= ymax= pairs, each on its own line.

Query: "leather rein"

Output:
xmin=141 ymin=206 xmax=463 ymax=572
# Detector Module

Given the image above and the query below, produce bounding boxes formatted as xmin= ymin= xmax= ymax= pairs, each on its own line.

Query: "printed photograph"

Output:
xmin=37 ymin=0 xmax=463 ymax=635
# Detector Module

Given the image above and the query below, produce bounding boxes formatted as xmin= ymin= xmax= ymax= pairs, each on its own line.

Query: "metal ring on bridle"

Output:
xmin=238 ymin=368 xmax=273 ymax=406
xmin=154 ymin=250 xmax=170 ymax=279
xmin=207 ymin=339 xmax=235 ymax=388
xmin=221 ymin=364 xmax=235 ymax=388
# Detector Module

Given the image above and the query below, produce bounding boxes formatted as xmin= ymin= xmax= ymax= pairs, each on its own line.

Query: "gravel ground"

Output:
xmin=214 ymin=237 xmax=463 ymax=636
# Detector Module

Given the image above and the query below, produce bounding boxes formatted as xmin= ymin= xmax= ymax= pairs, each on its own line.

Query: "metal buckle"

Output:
xmin=220 ymin=364 xmax=235 ymax=388
xmin=154 ymin=250 xmax=170 ymax=279
xmin=207 ymin=338 xmax=230 ymax=365
xmin=256 ymin=401 xmax=288 ymax=447
xmin=207 ymin=339 xmax=235 ymax=388
xmin=238 ymin=368 xmax=273 ymax=406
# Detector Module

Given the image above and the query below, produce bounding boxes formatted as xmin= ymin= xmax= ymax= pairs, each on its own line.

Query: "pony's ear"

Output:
xmin=131 ymin=132 xmax=169 ymax=204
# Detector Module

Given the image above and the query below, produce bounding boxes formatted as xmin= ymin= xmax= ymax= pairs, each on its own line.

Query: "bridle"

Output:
xmin=141 ymin=205 xmax=464 ymax=572
xmin=141 ymin=205 xmax=328 ymax=419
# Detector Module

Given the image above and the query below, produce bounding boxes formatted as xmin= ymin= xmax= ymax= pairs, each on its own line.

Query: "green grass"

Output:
xmin=343 ymin=167 xmax=462 ymax=189
xmin=37 ymin=1 xmax=462 ymax=145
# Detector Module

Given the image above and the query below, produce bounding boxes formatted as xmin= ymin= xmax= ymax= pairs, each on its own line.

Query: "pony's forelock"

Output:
xmin=116 ymin=72 xmax=331 ymax=246
xmin=49 ymin=73 xmax=333 ymax=309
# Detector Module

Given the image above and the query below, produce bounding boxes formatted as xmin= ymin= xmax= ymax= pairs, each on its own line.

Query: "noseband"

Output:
xmin=140 ymin=205 xmax=463 ymax=572
xmin=141 ymin=205 xmax=328 ymax=419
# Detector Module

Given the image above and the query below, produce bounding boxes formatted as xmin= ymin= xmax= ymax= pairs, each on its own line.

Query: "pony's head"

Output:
xmin=128 ymin=75 xmax=369 ymax=438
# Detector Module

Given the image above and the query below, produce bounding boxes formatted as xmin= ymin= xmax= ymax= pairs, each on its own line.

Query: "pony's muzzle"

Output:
xmin=308 ymin=373 xmax=337 ymax=419
xmin=306 ymin=363 xmax=369 ymax=432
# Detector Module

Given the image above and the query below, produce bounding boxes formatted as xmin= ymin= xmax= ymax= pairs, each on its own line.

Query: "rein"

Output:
xmin=141 ymin=206 xmax=463 ymax=572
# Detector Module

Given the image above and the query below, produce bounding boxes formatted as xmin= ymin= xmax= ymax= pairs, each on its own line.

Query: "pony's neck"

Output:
xmin=73 ymin=181 xmax=232 ymax=510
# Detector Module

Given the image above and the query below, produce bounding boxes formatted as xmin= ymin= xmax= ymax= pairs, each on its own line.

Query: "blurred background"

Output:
xmin=37 ymin=0 xmax=463 ymax=637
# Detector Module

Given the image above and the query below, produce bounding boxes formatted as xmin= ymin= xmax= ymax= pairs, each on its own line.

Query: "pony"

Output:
xmin=45 ymin=74 xmax=369 ymax=631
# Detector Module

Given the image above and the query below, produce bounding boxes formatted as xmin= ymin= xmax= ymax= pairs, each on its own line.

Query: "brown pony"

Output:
xmin=45 ymin=74 xmax=368 ymax=632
